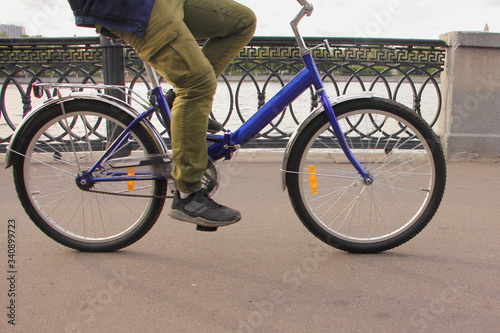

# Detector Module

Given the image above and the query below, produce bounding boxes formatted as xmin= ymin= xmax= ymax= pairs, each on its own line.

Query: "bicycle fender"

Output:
xmin=280 ymin=92 xmax=374 ymax=190
xmin=5 ymin=93 xmax=167 ymax=168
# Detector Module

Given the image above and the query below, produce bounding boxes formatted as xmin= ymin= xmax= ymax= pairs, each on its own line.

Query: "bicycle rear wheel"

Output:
xmin=11 ymin=99 xmax=167 ymax=251
xmin=285 ymin=98 xmax=446 ymax=253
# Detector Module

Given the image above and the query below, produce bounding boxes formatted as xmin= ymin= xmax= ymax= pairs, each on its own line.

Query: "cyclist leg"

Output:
xmin=183 ymin=0 xmax=257 ymax=77
xmin=101 ymin=0 xmax=248 ymax=226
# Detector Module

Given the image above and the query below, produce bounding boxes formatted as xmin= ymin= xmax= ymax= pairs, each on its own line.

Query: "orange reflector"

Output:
xmin=308 ymin=165 xmax=318 ymax=194
xmin=127 ymin=167 xmax=135 ymax=191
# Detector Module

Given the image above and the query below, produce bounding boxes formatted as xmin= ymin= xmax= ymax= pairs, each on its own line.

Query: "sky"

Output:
xmin=1 ymin=0 xmax=499 ymax=39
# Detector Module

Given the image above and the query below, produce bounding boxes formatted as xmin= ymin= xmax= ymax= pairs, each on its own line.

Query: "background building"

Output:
xmin=0 ymin=24 xmax=26 ymax=37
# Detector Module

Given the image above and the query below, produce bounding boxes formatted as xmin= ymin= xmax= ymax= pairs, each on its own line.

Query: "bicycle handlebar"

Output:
xmin=291 ymin=0 xmax=314 ymax=54
xmin=296 ymin=0 xmax=314 ymax=12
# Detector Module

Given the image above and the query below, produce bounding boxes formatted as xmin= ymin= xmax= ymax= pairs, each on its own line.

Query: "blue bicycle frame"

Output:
xmin=80 ymin=0 xmax=371 ymax=185
xmin=206 ymin=53 xmax=370 ymax=182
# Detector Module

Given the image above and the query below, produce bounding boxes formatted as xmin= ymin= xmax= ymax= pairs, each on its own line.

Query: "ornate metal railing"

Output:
xmin=0 ymin=36 xmax=445 ymax=151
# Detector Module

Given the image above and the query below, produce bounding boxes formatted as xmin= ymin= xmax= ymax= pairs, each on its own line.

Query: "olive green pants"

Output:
xmin=105 ymin=0 xmax=256 ymax=193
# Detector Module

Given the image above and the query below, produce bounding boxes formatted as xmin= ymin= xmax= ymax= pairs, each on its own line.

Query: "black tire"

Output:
xmin=11 ymin=99 xmax=167 ymax=252
xmin=286 ymin=98 xmax=446 ymax=253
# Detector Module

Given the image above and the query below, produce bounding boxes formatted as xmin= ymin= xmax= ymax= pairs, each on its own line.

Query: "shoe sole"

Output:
xmin=168 ymin=209 xmax=241 ymax=228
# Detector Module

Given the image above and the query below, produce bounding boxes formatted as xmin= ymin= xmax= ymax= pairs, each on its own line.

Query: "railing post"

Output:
xmin=100 ymin=36 xmax=126 ymax=143
xmin=439 ymin=31 xmax=500 ymax=158
xmin=100 ymin=35 xmax=125 ymax=101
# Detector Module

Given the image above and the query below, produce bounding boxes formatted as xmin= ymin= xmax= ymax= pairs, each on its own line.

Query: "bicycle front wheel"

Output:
xmin=285 ymin=98 xmax=446 ymax=253
xmin=11 ymin=99 xmax=167 ymax=252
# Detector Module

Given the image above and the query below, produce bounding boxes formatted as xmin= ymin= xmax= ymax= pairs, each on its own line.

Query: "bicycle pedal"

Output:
xmin=196 ymin=225 xmax=218 ymax=232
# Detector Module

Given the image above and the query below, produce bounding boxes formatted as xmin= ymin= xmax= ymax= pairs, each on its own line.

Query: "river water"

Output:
xmin=0 ymin=79 xmax=441 ymax=140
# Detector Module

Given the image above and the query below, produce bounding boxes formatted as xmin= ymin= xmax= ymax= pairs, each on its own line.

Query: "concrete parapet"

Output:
xmin=439 ymin=31 xmax=500 ymax=157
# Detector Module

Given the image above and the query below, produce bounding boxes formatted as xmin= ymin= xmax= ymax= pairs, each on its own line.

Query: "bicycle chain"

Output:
xmin=82 ymin=188 xmax=174 ymax=199
xmin=79 ymin=159 xmax=218 ymax=200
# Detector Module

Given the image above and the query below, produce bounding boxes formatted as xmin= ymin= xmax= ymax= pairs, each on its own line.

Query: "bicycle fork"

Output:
xmin=302 ymin=54 xmax=373 ymax=184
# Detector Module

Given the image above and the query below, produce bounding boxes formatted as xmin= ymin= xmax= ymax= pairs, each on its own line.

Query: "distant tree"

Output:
xmin=0 ymin=31 xmax=8 ymax=37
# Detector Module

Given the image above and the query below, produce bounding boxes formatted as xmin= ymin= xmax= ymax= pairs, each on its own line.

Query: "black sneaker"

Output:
xmin=165 ymin=89 xmax=223 ymax=133
xmin=169 ymin=189 xmax=241 ymax=227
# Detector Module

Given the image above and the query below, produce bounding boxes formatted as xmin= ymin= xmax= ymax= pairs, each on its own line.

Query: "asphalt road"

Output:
xmin=0 ymin=158 xmax=499 ymax=333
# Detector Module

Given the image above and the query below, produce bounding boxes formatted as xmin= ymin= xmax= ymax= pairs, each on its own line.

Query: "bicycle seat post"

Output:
xmin=144 ymin=61 xmax=161 ymax=89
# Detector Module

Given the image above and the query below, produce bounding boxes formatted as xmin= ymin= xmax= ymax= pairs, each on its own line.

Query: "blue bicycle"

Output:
xmin=5 ymin=0 xmax=446 ymax=253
